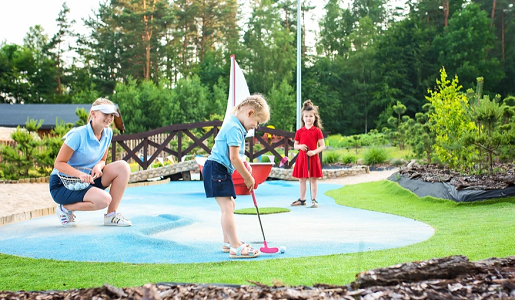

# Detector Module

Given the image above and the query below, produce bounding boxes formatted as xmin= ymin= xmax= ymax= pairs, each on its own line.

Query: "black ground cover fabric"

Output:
xmin=388 ymin=172 xmax=515 ymax=202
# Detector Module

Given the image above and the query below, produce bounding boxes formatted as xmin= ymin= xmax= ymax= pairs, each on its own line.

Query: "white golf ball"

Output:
xmin=280 ymin=246 xmax=286 ymax=253
xmin=68 ymin=185 xmax=76 ymax=191
xmin=74 ymin=182 xmax=82 ymax=190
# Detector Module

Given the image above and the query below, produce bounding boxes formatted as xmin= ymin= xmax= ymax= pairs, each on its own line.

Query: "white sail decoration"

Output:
xmin=223 ymin=55 xmax=253 ymax=137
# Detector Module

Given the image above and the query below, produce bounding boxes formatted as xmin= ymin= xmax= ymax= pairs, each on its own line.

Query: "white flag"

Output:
xmin=223 ymin=55 xmax=254 ymax=137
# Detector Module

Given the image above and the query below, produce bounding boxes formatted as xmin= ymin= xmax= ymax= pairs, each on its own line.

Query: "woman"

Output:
xmin=49 ymin=98 xmax=131 ymax=227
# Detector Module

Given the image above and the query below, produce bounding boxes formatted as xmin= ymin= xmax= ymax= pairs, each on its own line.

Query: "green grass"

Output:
xmin=234 ymin=207 xmax=290 ymax=214
xmin=2 ymin=180 xmax=515 ymax=291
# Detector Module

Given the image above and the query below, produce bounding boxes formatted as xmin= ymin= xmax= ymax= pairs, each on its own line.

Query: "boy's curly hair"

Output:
xmin=233 ymin=94 xmax=270 ymax=124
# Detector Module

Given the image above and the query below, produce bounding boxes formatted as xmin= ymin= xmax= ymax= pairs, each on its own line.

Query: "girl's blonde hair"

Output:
xmin=301 ymin=99 xmax=323 ymax=129
xmin=232 ymin=94 xmax=270 ymax=124
xmin=88 ymin=98 xmax=115 ymax=122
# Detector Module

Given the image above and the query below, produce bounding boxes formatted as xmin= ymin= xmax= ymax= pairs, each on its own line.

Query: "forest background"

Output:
xmin=1 ymin=0 xmax=514 ymax=136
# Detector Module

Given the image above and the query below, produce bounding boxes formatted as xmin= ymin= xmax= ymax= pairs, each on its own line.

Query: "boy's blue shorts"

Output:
xmin=49 ymin=174 xmax=107 ymax=205
xmin=202 ymin=160 xmax=237 ymax=199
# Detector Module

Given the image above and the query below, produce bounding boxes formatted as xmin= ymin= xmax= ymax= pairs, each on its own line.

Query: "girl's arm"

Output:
xmin=307 ymin=139 xmax=326 ymax=156
xmin=294 ymin=140 xmax=308 ymax=151
xmin=229 ymin=146 xmax=255 ymax=192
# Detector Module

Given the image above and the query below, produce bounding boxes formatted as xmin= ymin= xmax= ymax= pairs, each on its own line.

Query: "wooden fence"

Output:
xmin=111 ymin=121 xmax=327 ymax=170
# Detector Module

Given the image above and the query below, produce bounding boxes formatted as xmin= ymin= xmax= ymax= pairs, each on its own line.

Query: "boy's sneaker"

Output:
xmin=56 ymin=205 xmax=77 ymax=227
xmin=104 ymin=211 xmax=132 ymax=227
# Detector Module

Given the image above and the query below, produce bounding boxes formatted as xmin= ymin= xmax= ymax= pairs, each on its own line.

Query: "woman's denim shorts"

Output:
xmin=202 ymin=160 xmax=237 ymax=199
xmin=49 ymin=174 xmax=106 ymax=205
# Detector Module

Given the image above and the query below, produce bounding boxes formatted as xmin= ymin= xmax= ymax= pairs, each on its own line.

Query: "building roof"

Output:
xmin=0 ymin=104 xmax=125 ymax=132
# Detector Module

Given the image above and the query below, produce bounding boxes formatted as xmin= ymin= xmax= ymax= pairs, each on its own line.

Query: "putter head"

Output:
xmin=260 ymin=240 xmax=279 ymax=253
xmin=260 ymin=247 xmax=279 ymax=253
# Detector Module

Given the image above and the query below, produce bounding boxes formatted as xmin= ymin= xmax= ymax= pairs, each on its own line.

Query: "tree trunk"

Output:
xmin=442 ymin=0 xmax=449 ymax=27
xmin=56 ymin=50 xmax=62 ymax=96
xmin=143 ymin=0 xmax=154 ymax=80
xmin=490 ymin=0 xmax=497 ymax=28
xmin=502 ymin=11 xmax=505 ymax=61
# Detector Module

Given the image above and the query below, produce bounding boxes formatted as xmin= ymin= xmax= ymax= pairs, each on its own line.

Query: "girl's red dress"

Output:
xmin=292 ymin=126 xmax=323 ymax=178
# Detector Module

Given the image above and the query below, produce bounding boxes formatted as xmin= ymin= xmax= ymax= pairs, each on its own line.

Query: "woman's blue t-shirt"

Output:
xmin=51 ymin=122 xmax=113 ymax=176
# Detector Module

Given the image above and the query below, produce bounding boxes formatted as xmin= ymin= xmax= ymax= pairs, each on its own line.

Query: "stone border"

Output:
xmin=129 ymin=160 xmax=199 ymax=183
xmin=0 ymin=207 xmax=55 ymax=227
xmin=1 ymin=177 xmax=50 ymax=184
xmin=269 ymin=165 xmax=370 ymax=181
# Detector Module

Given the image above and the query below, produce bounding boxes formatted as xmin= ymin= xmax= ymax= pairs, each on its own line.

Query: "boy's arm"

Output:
xmin=229 ymin=146 xmax=255 ymax=192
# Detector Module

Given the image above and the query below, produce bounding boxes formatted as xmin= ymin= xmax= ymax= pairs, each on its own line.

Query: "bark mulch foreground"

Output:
xmin=398 ymin=163 xmax=515 ymax=190
xmin=2 ymin=255 xmax=515 ymax=299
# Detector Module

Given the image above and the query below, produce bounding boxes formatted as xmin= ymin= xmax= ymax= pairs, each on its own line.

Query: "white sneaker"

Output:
xmin=104 ymin=211 xmax=132 ymax=227
xmin=56 ymin=205 xmax=77 ymax=227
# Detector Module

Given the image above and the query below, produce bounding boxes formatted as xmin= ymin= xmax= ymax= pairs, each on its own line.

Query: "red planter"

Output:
xmin=196 ymin=158 xmax=274 ymax=195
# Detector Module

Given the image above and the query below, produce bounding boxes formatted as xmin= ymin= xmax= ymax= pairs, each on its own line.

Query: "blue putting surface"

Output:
xmin=0 ymin=180 xmax=434 ymax=263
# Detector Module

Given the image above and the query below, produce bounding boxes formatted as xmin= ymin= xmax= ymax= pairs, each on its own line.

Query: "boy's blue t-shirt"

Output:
xmin=51 ymin=122 xmax=113 ymax=176
xmin=208 ymin=115 xmax=247 ymax=174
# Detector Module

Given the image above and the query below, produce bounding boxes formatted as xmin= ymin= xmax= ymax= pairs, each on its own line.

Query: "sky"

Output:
xmin=0 ymin=0 xmax=326 ymax=47
xmin=0 ymin=0 xmax=101 ymax=45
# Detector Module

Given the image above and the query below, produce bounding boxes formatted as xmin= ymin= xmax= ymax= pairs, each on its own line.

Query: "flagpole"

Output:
xmin=296 ymin=0 xmax=301 ymax=130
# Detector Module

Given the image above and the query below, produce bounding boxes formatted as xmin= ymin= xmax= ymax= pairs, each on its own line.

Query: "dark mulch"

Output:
xmin=3 ymin=255 xmax=515 ymax=299
xmin=398 ymin=163 xmax=515 ymax=190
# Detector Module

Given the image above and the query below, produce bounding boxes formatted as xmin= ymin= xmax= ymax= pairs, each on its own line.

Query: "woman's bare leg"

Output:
xmin=100 ymin=160 xmax=130 ymax=214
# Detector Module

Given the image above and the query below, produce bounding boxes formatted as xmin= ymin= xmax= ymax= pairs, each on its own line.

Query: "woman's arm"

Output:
xmin=54 ymin=144 xmax=95 ymax=183
xmin=91 ymin=150 xmax=108 ymax=178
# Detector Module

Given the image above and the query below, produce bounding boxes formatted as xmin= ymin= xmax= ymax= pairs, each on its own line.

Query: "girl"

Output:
xmin=202 ymin=94 xmax=270 ymax=259
xmin=50 ymin=98 xmax=132 ymax=227
xmin=291 ymin=100 xmax=326 ymax=208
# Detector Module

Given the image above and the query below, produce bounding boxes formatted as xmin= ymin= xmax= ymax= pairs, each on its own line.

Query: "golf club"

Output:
xmin=244 ymin=161 xmax=279 ymax=253
xmin=306 ymin=147 xmax=312 ymax=204
xmin=250 ymin=190 xmax=279 ymax=253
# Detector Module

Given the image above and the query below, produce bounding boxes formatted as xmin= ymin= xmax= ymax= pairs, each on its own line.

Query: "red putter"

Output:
xmin=244 ymin=161 xmax=279 ymax=254
xmin=250 ymin=190 xmax=279 ymax=253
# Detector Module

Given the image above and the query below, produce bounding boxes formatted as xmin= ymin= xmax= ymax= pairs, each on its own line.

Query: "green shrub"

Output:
xmin=323 ymin=151 xmax=340 ymax=164
xmin=326 ymin=134 xmax=346 ymax=148
xmin=363 ymin=147 xmax=388 ymax=165
xmin=341 ymin=154 xmax=357 ymax=164
xmin=390 ymin=158 xmax=403 ymax=167
xmin=260 ymin=155 xmax=271 ymax=163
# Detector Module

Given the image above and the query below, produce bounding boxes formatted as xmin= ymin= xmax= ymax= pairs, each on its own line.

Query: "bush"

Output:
xmin=326 ymin=134 xmax=346 ymax=148
xmin=341 ymin=154 xmax=357 ymax=164
xmin=390 ymin=158 xmax=403 ymax=167
xmin=363 ymin=147 xmax=388 ymax=165
xmin=260 ymin=155 xmax=271 ymax=163
xmin=323 ymin=151 xmax=340 ymax=164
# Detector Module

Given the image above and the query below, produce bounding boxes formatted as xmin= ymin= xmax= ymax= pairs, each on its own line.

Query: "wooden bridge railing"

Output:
xmin=111 ymin=120 xmax=326 ymax=170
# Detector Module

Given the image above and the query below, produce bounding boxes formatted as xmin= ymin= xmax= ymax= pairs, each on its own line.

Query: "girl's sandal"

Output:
xmin=222 ymin=241 xmax=250 ymax=253
xmin=291 ymin=199 xmax=306 ymax=206
xmin=309 ymin=199 xmax=318 ymax=208
xmin=229 ymin=244 xmax=260 ymax=259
